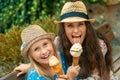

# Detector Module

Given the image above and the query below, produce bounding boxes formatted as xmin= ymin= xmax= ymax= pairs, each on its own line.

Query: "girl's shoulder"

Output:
xmin=26 ymin=68 xmax=45 ymax=80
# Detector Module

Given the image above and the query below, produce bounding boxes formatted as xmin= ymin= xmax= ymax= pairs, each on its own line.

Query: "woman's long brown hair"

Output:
xmin=58 ymin=21 xmax=113 ymax=79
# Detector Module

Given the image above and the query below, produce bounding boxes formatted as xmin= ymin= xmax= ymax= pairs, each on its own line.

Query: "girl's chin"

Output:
xmin=40 ymin=61 xmax=49 ymax=65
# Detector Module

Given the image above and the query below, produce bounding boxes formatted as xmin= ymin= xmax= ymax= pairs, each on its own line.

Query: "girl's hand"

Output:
xmin=66 ymin=65 xmax=80 ymax=80
xmin=13 ymin=63 xmax=31 ymax=76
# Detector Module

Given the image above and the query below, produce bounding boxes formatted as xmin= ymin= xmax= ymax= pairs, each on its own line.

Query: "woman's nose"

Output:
xmin=73 ymin=27 xmax=79 ymax=33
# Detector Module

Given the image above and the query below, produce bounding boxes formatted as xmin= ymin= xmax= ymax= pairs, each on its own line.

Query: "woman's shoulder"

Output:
xmin=26 ymin=68 xmax=45 ymax=80
xmin=98 ymin=38 xmax=108 ymax=56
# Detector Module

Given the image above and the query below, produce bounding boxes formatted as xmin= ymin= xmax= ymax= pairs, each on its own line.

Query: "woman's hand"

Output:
xmin=57 ymin=75 xmax=68 ymax=80
xmin=13 ymin=63 xmax=31 ymax=76
xmin=66 ymin=65 xmax=80 ymax=80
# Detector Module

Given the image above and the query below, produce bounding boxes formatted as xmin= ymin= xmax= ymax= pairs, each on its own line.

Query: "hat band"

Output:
xmin=60 ymin=12 xmax=89 ymax=21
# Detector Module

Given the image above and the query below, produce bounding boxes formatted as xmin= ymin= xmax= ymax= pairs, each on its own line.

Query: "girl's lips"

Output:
xmin=41 ymin=54 xmax=50 ymax=59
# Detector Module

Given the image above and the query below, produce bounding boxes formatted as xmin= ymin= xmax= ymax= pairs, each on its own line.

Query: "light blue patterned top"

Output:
xmin=26 ymin=68 xmax=57 ymax=80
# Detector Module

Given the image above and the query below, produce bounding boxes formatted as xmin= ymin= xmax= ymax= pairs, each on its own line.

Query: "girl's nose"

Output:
xmin=41 ymin=49 xmax=47 ymax=55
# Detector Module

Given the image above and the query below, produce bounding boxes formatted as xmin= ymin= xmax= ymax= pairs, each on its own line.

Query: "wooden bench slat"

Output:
xmin=96 ymin=23 xmax=111 ymax=34
xmin=113 ymin=57 xmax=120 ymax=73
xmin=96 ymin=22 xmax=116 ymax=41
xmin=0 ymin=71 xmax=26 ymax=80
xmin=104 ymin=31 xmax=116 ymax=41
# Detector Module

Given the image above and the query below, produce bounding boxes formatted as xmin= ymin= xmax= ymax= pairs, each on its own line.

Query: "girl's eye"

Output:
xmin=34 ymin=47 xmax=39 ymax=51
xmin=43 ymin=42 xmax=48 ymax=46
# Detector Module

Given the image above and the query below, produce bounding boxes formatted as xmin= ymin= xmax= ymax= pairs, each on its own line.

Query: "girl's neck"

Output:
xmin=41 ymin=64 xmax=51 ymax=70
xmin=41 ymin=64 xmax=55 ymax=77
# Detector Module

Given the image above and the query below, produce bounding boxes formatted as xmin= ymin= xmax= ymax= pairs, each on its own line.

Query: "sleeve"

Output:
xmin=78 ymin=71 xmax=119 ymax=80
xmin=110 ymin=71 xmax=118 ymax=80
xmin=78 ymin=73 xmax=100 ymax=80
xmin=98 ymin=39 xmax=108 ymax=57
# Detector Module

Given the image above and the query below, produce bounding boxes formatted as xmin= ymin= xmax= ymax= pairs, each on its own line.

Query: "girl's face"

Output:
xmin=29 ymin=39 xmax=55 ymax=65
xmin=64 ymin=22 xmax=86 ymax=44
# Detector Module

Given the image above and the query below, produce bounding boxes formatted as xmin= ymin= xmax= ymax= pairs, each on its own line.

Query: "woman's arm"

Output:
xmin=14 ymin=63 xmax=32 ymax=76
xmin=66 ymin=65 xmax=80 ymax=80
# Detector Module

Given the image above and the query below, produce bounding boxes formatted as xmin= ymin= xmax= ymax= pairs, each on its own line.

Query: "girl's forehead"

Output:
xmin=38 ymin=38 xmax=51 ymax=42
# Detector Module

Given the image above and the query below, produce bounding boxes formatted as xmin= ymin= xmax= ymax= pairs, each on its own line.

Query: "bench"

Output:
xmin=96 ymin=22 xmax=116 ymax=41
xmin=96 ymin=22 xmax=120 ymax=78
xmin=0 ymin=22 xmax=119 ymax=80
xmin=0 ymin=71 xmax=26 ymax=80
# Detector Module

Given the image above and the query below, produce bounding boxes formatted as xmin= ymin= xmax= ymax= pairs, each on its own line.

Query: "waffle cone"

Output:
xmin=51 ymin=63 xmax=63 ymax=76
xmin=73 ymin=57 xmax=79 ymax=66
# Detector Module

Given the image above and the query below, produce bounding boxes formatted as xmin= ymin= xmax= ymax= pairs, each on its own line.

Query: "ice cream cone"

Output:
xmin=49 ymin=56 xmax=63 ymax=76
xmin=51 ymin=62 xmax=63 ymax=76
xmin=70 ymin=43 xmax=83 ymax=66
xmin=73 ymin=57 xmax=79 ymax=66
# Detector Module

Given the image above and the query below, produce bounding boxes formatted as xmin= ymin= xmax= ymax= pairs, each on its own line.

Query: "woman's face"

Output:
xmin=29 ymin=39 xmax=55 ymax=65
xmin=64 ymin=22 xmax=86 ymax=44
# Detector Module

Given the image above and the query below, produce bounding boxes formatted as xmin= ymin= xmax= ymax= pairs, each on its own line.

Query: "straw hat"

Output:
xmin=21 ymin=25 xmax=55 ymax=57
xmin=55 ymin=1 xmax=95 ymax=24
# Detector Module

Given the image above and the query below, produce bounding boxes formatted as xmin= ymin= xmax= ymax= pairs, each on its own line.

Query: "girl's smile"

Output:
xmin=29 ymin=39 xmax=55 ymax=64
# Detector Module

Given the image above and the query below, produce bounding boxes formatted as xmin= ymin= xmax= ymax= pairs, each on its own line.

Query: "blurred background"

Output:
xmin=0 ymin=0 xmax=120 ymax=77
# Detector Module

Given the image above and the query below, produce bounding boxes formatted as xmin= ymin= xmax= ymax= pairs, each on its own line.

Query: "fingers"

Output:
xmin=57 ymin=75 xmax=68 ymax=80
xmin=16 ymin=71 xmax=24 ymax=77
xmin=69 ymin=65 xmax=80 ymax=71
xmin=13 ymin=66 xmax=19 ymax=71
xmin=75 ymin=65 xmax=80 ymax=71
xmin=59 ymin=75 xmax=68 ymax=79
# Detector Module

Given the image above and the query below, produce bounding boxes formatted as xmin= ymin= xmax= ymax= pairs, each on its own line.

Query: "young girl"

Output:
xmin=20 ymin=24 xmax=58 ymax=80
xmin=20 ymin=24 xmax=79 ymax=80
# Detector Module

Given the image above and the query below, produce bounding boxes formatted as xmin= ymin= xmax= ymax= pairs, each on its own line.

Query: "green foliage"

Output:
xmin=0 ymin=26 xmax=28 ymax=77
xmin=0 ymin=0 xmax=110 ymax=33
xmin=33 ymin=15 xmax=59 ymax=35
xmin=86 ymin=0 xmax=108 ymax=3
xmin=0 ymin=0 xmax=66 ymax=33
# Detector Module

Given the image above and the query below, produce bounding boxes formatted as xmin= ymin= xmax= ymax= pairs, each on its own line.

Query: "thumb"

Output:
xmin=16 ymin=71 xmax=24 ymax=77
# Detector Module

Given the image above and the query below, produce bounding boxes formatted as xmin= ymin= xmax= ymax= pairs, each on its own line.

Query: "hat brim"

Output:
xmin=21 ymin=33 xmax=55 ymax=57
xmin=54 ymin=17 xmax=95 ymax=24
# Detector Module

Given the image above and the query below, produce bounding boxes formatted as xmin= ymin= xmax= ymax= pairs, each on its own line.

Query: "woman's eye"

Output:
xmin=78 ymin=22 xmax=84 ymax=26
xmin=67 ymin=24 xmax=73 ymax=27
xmin=79 ymin=22 xmax=85 ymax=26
